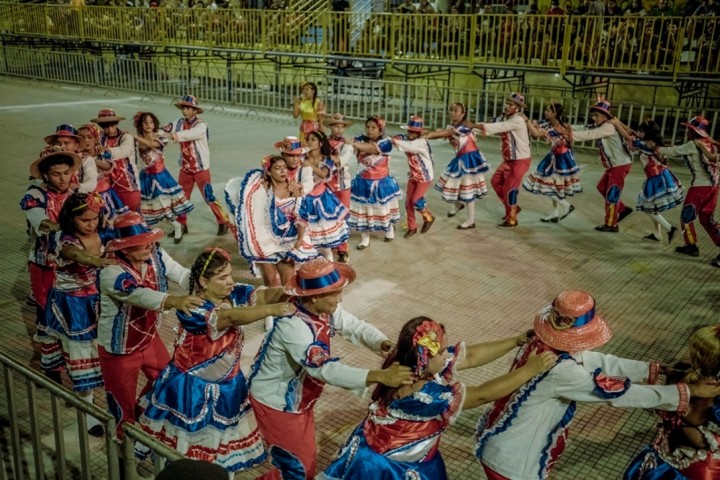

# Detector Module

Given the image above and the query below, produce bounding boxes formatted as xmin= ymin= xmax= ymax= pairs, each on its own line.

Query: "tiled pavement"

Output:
xmin=0 ymin=78 xmax=718 ymax=479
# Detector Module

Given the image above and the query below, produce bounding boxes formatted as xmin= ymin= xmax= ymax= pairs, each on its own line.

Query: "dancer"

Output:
xmin=44 ymin=124 xmax=98 ymax=194
xmin=476 ymin=290 xmax=720 ymax=480
xmin=248 ymin=258 xmax=413 ymax=479
xmin=523 ymin=102 xmax=581 ymax=222
xmin=77 ymin=123 xmax=128 ymax=224
xmin=624 ymin=325 xmax=720 ymax=479
xmin=476 ymin=93 xmax=532 ymax=228
xmin=429 ymin=102 xmax=489 ymax=230
xmin=301 ymin=130 xmax=350 ymax=260
xmin=292 ymin=81 xmax=326 ymax=142
xmin=138 ymin=248 xmax=295 ymax=473
xmin=319 ymin=317 xmax=556 ymax=479
xmin=92 ymin=109 xmax=142 ymax=212
xmin=275 ymin=135 xmax=314 ymax=195
xmin=97 ymin=211 xmax=204 ymax=433
xmin=39 ymin=193 xmax=114 ymax=437
xmin=611 ymin=118 xmax=683 ymax=243
xmin=159 ymin=95 xmax=230 ymax=238
xmin=132 ymin=111 xmax=194 ymax=243
xmin=391 ymin=116 xmax=436 ymax=238
xmin=657 ymin=116 xmax=720 ymax=266
xmin=324 ymin=113 xmax=354 ymax=263
xmin=348 ymin=116 xmax=402 ymax=249
xmin=572 ymin=98 xmax=634 ymax=232
xmin=21 ymin=147 xmax=81 ymax=380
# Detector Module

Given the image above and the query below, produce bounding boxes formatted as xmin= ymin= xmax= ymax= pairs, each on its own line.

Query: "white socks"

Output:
xmin=172 ymin=220 xmax=182 ymax=238
xmin=359 ymin=233 xmax=370 ymax=247
xmin=318 ymin=248 xmax=333 ymax=261
xmin=465 ymin=201 xmax=475 ymax=224
xmin=557 ymin=198 xmax=572 ymax=212
xmin=82 ymin=393 xmax=102 ymax=430
xmin=647 ymin=213 xmax=672 ymax=233
xmin=544 ymin=200 xmax=559 ymax=220
xmin=385 ymin=225 xmax=395 ymax=240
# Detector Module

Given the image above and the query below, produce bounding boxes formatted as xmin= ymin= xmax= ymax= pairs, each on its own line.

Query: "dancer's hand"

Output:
xmin=165 ymin=294 xmax=205 ymax=315
xmin=380 ymin=340 xmax=395 ymax=357
xmin=368 ymin=362 xmax=413 ymax=387
xmin=688 ymin=380 xmax=720 ymax=399
xmin=525 ymin=351 xmax=558 ymax=374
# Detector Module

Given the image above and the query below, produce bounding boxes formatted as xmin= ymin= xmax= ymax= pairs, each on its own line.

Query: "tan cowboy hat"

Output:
xmin=92 ymin=108 xmax=126 ymax=124
xmin=29 ymin=146 xmax=82 ymax=180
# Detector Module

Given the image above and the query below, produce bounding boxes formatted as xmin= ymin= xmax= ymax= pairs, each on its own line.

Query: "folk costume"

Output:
xmin=97 ymin=212 xmax=190 ymax=433
xmin=325 ymin=114 xmax=354 ymax=259
xmin=44 ymin=124 xmax=98 ymax=194
xmin=139 ymin=283 xmax=266 ymax=472
xmin=477 ymin=290 xmax=693 ymax=480
xmin=434 ymin=123 xmax=489 ymax=204
xmin=163 ymin=96 xmax=229 ymax=233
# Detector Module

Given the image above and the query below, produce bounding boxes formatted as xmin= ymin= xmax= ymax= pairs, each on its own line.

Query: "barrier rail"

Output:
xmin=0 ymin=5 xmax=718 ymax=76
xmin=0 ymin=351 xmax=184 ymax=480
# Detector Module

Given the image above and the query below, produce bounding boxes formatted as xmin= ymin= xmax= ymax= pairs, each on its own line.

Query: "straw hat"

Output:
xmin=91 ymin=108 xmax=126 ymax=124
xmin=175 ymin=95 xmax=204 ymax=114
xmin=284 ymin=258 xmax=356 ymax=297
xmin=43 ymin=124 xmax=83 ymax=145
xmin=533 ymin=290 xmax=612 ymax=354
xmin=323 ymin=113 xmax=354 ymax=127
xmin=400 ymin=115 xmax=428 ymax=134
xmin=274 ymin=136 xmax=309 ymax=155
xmin=508 ymin=92 xmax=528 ymax=109
xmin=589 ymin=99 xmax=613 ymax=118
xmin=681 ymin=116 xmax=710 ymax=139
xmin=29 ymin=146 xmax=81 ymax=180
xmin=106 ymin=211 xmax=164 ymax=252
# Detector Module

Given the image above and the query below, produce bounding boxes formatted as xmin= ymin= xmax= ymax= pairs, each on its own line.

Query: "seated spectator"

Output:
xmin=691 ymin=0 xmax=720 ymax=15
xmin=547 ymin=0 xmax=565 ymax=15
xmin=396 ymin=0 xmax=416 ymax=13
xmin=606 ymin=0 xmax=623 ymax=16
xmin=624 ymin=0 xmax=647 ymax=15
xmin=418 ymin=0 xmax=435 ymax=13
xmin=648 ymin=0 xmax=675 ymax=16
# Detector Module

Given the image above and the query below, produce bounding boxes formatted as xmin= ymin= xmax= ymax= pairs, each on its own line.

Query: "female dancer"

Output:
xmin=292 ymin=81 xmax=326 ymax=142
xmin=139 ymin=248 xmax=295 ymax=473
xmin=319 ymin=316 xmax=556 ymax=479
xmin=612 ymin=118 xmax=683 ymax=243
xmin=523 ymin=102 xmax=581 ymax=222
xmin=77 ymin=123 xmax=128 ymax=225
xmin=624 ymin=325 xmax=720 ymax=479
xmin=428 ymin=102 xmax=489 ymax=230
xmin=38 ymin=193 xmax=115 ymax=437
xmin=301 ymin=130 xmax=350 ymax=260
xmin=348 ymin=116 xmax=402 ymax=249
xmin=132 ymin=112 xmax=194 ymax=243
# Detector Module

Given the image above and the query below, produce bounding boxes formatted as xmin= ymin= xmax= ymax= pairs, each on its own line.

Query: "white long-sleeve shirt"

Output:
xmin=659 ymin=139 xmax=719 ymax=187
xmin=76 ymin=155 xmax=99 ymax=193
xmin=165 ymin=117 xmax=210 ymax=173
xmin=477 ymin=350 xmax=687 ymax=480
xmin=573 ymin=122 xmax=633 ymax=168
xmin=479 ymin=114 xmax=531 ymax=161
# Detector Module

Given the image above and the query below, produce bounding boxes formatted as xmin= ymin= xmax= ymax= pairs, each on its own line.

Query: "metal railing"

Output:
xmin=0 ymin=351 xmax=184 ymax=480
xmin=0 ymin=5 xmax=718 ymax=77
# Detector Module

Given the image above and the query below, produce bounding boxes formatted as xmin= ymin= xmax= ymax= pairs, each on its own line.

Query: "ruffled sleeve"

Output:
xmin=390 ymin=381 xmax=464 ymax=425
xmin=177 ymin=300 xmax=214 ymax=335
xmin=229 ymin=283 xmax=256 ymax=307
xmin=47 ymin=233 xmax=83 ymax=268
xmin=440 ymin=342 xmax=466 ymax=382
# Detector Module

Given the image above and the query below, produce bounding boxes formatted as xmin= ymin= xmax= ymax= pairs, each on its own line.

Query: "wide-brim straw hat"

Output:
xmin=29 ymin=146 xmax=82 ymax=180
xmin=508 ymin=92 xmax=528 ymax=109
xmin=274 ymin=136 xmax=309 ymax=155
xmin=106 ymin=211 xmax=164 ymax=252
xmin=400 ymin=115 xmax=429 ymax=134
xmin=284 ymin=258 xmax=356 ymax=297
xmin=175 ymin=95 xmax=204 ymax=114
xmin=323 ymin=113 xmax=354 ymax=127
xmin=43 ymin=124 xmax=83 ymax=145
xmin=681 ymin=116 xmax=710 ymax=139
xmin=92 ymin=108 xmax=126 ymax=124
xmin=533 ymin=290 xmax=612 ymax=354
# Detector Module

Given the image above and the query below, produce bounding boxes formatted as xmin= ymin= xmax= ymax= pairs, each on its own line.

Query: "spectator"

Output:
xmin=648 ymin=0 xmax=675 ymax=16
xmin=606 ymin=0 xmax=623 ymax=16
xmin=547 ymin=0 xmax=565 ymax=15
xmin=624 ymin=0 xmax=647 ymax=15
xmin=331 ymin=0 xmax=350 ymax=52
xmin=396 ymin=0 xmax=416 ymax=12
xmin=691 ymin=0 xmax=720 ymax=15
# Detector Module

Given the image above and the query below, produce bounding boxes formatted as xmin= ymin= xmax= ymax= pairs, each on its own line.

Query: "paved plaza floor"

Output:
xmin=0 ymin=77 xmax=718 ymax=479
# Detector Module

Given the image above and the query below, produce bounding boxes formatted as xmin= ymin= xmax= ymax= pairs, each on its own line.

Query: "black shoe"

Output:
xmin=540 ymin=216 xmax=559 ymax=223
xmin=643 ymin=233 xmax=660 ymax=241
xmin=618 ymin=206 xmax=633 ymax=223
xmin=559 ymin=205 xmax=575 ymax=220
xmin=337 ymin=252 xmax=349 ymax=263
xmin=711 ymin=254 xmax=720 ymax=268
xmin=173 ymin=230 xmax=183 ymax=244
xmin=217 ymin=223 xmax=229 ymax=236
xmin=26 ymin=294 xmax=38 ymax=307
xmin=595 ymin=225 xmax=619 ymax=232
xmin=447 ymin=203 xmax=465 ymax=217
xmin=420 ymin=216 xmax=435 ymax=234
xmin=675 ymin=244 xmax=699 ymax=257
xmin=457 ymin=223 xmax=476 ymax=230
xmin=88 ymin=425 xmax=105 ymax=438
xmin=667 ymin=226 xmax=677 ymax=244
xmin=497 ymin=221 xmax=517 ymax=229
xmin=383 ymin=237 xmax=394 ymax=242
xmin=356 ymin=242 xmax=369 ymax=250
xmin=404 ymin=228 xmax=418 ymax=239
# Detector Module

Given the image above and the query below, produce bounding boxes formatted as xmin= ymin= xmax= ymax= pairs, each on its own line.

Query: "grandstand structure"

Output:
xmin=0 ymin=1 xmax=719 ymax=127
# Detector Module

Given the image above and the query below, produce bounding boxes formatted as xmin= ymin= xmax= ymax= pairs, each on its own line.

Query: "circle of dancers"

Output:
xmin=19 ymin=88 xmax=720 ymax=479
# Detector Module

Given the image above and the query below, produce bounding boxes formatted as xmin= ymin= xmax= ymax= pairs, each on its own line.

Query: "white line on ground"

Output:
xmin=0 ymin=98 xmax=143 ymax=111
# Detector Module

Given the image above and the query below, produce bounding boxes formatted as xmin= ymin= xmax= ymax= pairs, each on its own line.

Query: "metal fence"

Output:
xmin=0 ymin=351 xmax=184 ymax=480
xmin=1 ymin=45 xmax=718 ymax=145
xmin=0 ymin=5 xmax=718 ymax=76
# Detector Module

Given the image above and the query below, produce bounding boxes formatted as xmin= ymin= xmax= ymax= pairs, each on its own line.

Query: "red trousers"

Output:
xmin=332 ymin=188 xmax=351 ymax=253
xmin=115 ymin=190 xmax=141 ymax=212
xmin=250 ymin=396 xmax=316 ymax=480
xmin=177 ymin=169 xmax=228 ymax=226
xmin=405 ymin=180 xmax=433 ymax=229
xmin=681 ymin=185 xmax=720 ymax=246
xmin=596 ymin=164 xmax=632 ymax=227
xmin=491 ymin=159 xmax=531 ymax=222
xmin=98 ymin=334 xmax=170 ymax=435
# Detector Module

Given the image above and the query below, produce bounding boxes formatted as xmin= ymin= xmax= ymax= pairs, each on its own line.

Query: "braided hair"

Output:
xmin=188 ymin=248 xmax=232 ymax=295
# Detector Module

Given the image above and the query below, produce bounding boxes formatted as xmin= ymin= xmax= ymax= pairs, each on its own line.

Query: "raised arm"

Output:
xmin=423 ymin=128 xmax=453 ymax=140
xmin=456 ymin=330 xmax=532 ymax=370
xmin=215 ymin=302 xmax=294 ymax=330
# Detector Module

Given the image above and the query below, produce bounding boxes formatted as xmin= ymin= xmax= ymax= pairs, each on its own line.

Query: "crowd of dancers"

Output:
xmin=19 ymin=89 xmax=720 ymax=479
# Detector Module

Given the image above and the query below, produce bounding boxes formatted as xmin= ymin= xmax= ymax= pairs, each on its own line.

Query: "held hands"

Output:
xmin=378 ymin=362 xmax=414 ymax=387
xmin=271 ymin=302 xmax=296 ymax=317
xmin=166 ymin=294 xmax=205 ymax=315
xmin=38 ymin=219 xmax=61 ymax=233
xmin=380 ymin=340 xmax=395 ymax=358
xmin=688 ymin=380 xmax=720 ymax=399
xmin=90 ymin=256 xmax=118 ymax=268
xmin=516 ymin=329 xmax=535 ymax=347
xmin=288 ymin=181 xmax=303 ymax=197
xmin=525 ymin=351 xmax=558 ymax=374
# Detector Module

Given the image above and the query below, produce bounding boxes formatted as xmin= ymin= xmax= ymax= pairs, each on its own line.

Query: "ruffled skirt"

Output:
xmin=140 ymin=168 xmax=194 ymax=224
xmin=349 ymin=176 xmax=402 ymax=232
xmin=435 ymin=151 xmax=489 ymax=203
xmin=522 ymin=150 xmax=582 ymax=199
xmin=636 ymin=170 xmax=685 ymax=213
